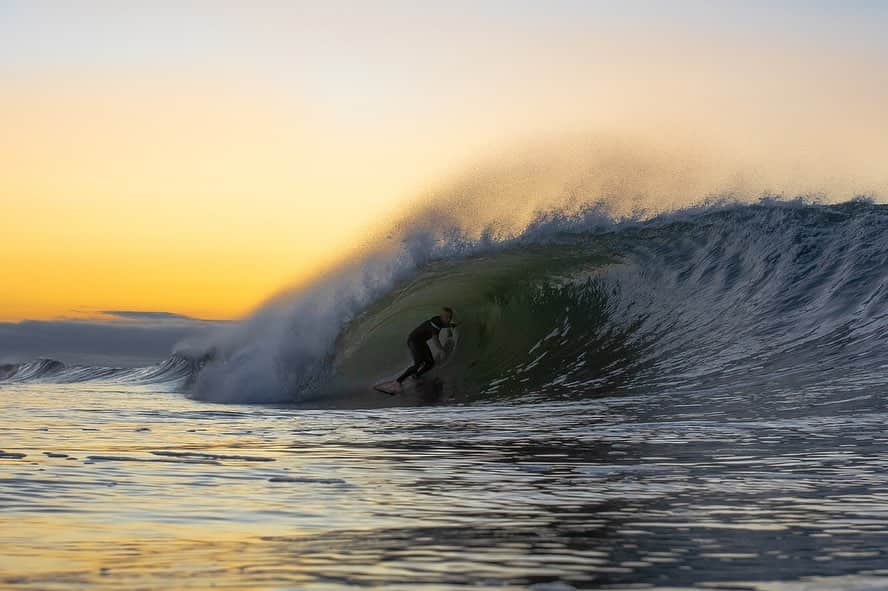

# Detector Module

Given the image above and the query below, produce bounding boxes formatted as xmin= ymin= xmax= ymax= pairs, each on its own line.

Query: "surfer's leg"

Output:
xmin=414 ymin=343 xmax=435 ymax=378
xmin=397 ymin=340 xmax=424 ymax=383
xmin=396 ymin=364 xmax=418 ymax=383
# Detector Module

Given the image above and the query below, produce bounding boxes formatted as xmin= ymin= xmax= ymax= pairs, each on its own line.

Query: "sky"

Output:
xmin=2 ymin=0 xmax=888 ymax=362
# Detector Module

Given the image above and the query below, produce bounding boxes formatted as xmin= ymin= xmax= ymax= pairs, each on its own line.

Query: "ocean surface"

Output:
xmin=3 ymin=201 xmax=888 ymax=589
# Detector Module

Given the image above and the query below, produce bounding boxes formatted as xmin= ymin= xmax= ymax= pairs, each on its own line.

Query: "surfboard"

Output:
xmin=439 ymin=328 xmax=459 ymax=365
xmin=373 ymin=381 xmax=400 ymax=395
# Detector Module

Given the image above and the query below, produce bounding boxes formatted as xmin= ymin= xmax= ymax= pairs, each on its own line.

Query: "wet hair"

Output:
xmin=442 ymin=307 xmax=454 ymax=318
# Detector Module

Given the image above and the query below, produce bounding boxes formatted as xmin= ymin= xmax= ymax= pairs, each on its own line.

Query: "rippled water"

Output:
xmin=1 ymin=382 xmax=888 ymax=590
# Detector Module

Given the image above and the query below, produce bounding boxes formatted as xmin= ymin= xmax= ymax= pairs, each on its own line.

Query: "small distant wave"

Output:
xmin=0 ymin=358 xmax=65 ymax=382
xmin=0 ymin=354 xmax=199 ymax=387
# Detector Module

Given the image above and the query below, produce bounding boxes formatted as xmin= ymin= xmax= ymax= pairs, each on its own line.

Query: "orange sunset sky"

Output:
xmin=3 ymin=1 xmax=887 ymax=322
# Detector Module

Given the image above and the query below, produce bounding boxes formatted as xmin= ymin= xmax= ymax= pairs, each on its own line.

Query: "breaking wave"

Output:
xmin=9 ymin=198 xmax=887 ymax=412
xmin=317 ymin=199 xmax=888 ymax=406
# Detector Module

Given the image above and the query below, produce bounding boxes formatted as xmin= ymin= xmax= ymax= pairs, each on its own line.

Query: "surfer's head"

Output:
xmin=441 ymin=307 xmax=454 ymax=324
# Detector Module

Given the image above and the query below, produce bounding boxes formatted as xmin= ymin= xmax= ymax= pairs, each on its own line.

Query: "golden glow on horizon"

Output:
xmin=0 ymin=77 xmax=457 ymax=321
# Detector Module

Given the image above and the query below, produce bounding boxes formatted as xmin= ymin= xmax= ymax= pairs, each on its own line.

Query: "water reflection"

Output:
xmin=1 ymin=382 xmax=887 ymax=589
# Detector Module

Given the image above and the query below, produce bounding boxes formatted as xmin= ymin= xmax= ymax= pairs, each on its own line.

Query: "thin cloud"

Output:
xmin=100 ymin=310 xmax=210 ymax=321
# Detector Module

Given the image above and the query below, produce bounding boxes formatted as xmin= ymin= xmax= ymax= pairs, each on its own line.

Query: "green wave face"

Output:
xmin=332 ymin=242 xmax=639 ymax=401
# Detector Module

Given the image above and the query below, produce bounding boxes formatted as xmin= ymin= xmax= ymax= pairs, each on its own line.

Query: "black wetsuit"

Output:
xmin=396 ymin=316 xmax=454 ymax=383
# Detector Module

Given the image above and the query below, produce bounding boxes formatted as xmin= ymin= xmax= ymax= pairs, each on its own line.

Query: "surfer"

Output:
xmin=393 ymin=307 xmax=459 ymax=390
